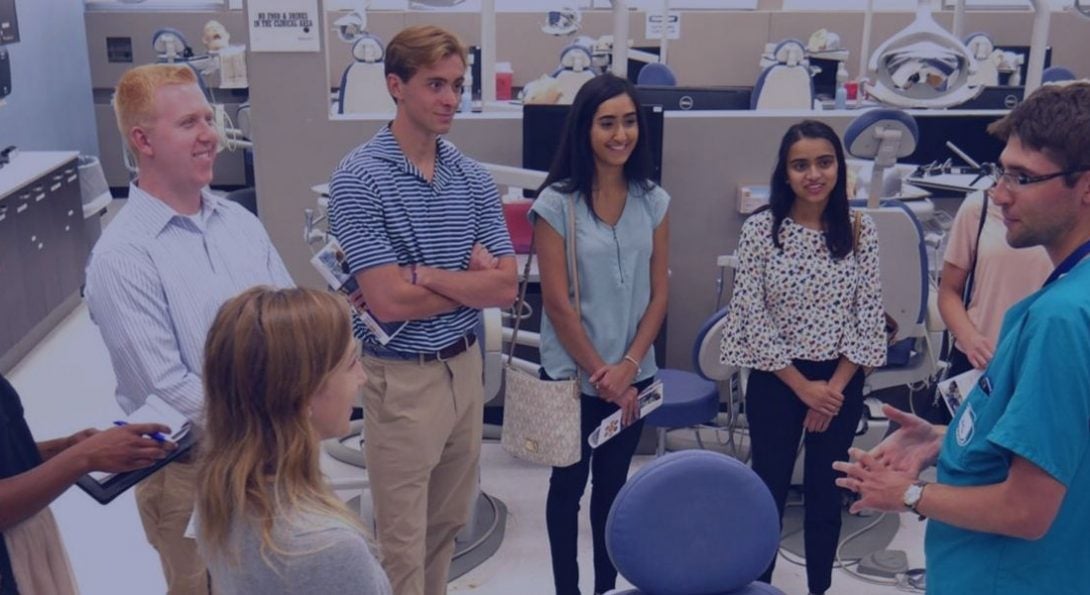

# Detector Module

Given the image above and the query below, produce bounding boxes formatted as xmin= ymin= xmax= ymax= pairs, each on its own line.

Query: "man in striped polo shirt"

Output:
xmin=328 ymin=25 xmax=516 ymax=595
xmin=85 ymin=64 xmax=293 ymax=595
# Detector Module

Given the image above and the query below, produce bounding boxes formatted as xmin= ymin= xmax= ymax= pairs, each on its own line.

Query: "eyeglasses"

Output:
xmin=982 ymin=162 xmax=1087 ymax=191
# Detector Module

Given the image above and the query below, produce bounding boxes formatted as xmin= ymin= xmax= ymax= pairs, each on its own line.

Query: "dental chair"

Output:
xmin=336 ymin=34 xmax=396 ymax=115
xmin=844 ymin=108 xmax=942 ymax=399
xmin=965 ymin=32 xmax=999 ymax=88
xmin=604 ymin=451 xmax=784 ymax=595
xmin=751 ymin=39 xmax=814 ymax=110
xmin=552 ymin=44 xmax=597 ymax=104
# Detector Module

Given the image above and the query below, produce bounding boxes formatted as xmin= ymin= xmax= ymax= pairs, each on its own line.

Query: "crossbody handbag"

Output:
xmin=500 ymin=197 xmax=583 ymax=467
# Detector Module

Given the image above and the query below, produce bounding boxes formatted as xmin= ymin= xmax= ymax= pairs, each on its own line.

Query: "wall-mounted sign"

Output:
xmin=248 ymin=0 xmax=320 ymax=53
xmin=645 ymin=12 xmax=680 ymax=41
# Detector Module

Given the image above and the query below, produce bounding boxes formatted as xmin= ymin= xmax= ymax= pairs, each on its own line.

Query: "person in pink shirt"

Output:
xmin=938 ymin=190 xmax=1052 ymax=377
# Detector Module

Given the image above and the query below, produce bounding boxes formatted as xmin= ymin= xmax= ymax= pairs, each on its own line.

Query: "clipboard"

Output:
xmin=75 ymin=432 xmax=196 ymax=505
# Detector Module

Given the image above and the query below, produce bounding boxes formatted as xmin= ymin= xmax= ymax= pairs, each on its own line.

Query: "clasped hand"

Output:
xmin=590 ymin=364 xmax=640 ymax=426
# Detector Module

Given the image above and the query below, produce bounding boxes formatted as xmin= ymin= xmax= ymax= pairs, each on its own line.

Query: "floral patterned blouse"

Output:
xmin=719 ymin=209 xmax=887 ymax=372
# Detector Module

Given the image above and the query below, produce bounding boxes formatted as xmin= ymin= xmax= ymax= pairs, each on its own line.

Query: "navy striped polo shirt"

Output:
xmin=328 ymin=126 xmax=514 ymax=352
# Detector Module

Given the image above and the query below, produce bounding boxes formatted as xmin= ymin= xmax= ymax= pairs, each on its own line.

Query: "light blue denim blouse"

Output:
xmin=528 ymin=182 xmax=670 ymax=396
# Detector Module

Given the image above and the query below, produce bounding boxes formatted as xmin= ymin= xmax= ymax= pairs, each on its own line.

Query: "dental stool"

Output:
xmin=637 ymin=62 xmax=678 ymax=87
xmin=644 ymin=309 xmax=729 ymax=456
xmin=604 ymin=451 xmax=784 ymax=595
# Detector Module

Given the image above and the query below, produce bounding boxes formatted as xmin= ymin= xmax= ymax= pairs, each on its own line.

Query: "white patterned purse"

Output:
xmin=500 ymin=198 xmax=582 ymax=467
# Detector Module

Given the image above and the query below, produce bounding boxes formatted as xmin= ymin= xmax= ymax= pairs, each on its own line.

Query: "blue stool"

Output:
xmin=645 ymin=369 xmax=719 ymax=456
xmin=644 ymin=308 xmax=731 ymax=456
xmin=605 ymin=451 xmax=785 ymax=595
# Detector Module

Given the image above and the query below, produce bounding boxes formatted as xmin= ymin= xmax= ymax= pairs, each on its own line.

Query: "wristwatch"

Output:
xmin=903 ymin=480 xmax=929 ymax=519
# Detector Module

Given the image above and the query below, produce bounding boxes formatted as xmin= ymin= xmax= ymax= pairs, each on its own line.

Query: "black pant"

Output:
xmin=947 ymin=346 xmax=974 ymax=378
xmin=545 ymin=375 xmax=651 ymax=595
xmin=746 ymin=360 xmax=865 ymax=595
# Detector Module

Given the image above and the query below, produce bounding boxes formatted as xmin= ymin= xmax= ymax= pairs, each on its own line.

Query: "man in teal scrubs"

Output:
xmin=833 ymin=81 xmax=1090 ymax=595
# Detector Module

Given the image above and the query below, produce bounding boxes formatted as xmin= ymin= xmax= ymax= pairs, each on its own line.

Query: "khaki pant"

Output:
xmin=362 ymin=345 xmax=483 ymax=595
xmin=135 ymin=460 xmax=211 ymax=595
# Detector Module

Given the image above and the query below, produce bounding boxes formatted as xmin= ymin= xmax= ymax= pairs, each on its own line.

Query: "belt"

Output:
xmin=363 ymin=333 xmax=476 ymax=363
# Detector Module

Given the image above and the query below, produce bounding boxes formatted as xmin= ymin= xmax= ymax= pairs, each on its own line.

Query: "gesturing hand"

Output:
xmin=797 ymin=380 xmax=844 ymax=417
xmin=867 ymin=404 xmax=943 ymax=476
xmin=834 ymin=448 xmax=917 ymax=514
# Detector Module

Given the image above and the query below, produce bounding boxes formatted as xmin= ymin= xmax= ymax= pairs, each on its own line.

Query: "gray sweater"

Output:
xmin=200 ymin=511 xmax=392 ymax=595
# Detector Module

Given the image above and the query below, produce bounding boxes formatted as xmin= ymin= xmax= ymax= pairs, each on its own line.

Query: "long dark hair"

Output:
xmin=768 ymin=120 xmax=852 ymax=259
xmin=536 ymin=73 xmax=656 ymax=220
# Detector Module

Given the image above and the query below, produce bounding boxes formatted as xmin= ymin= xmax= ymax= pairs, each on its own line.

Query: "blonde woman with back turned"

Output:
xmin=195 ymin=287 xmax=391 ymax=595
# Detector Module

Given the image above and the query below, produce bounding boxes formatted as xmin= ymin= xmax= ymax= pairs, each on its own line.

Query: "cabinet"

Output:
xmin=0 ymin=152 xmax=86 ymax=369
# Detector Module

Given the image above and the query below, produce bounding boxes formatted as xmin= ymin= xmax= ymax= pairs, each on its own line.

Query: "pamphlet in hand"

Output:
xmin=937 ymin=368 xmax=983 ymax=418
xmin=588 ymin=380 xmax=665 ymax=449
xmin=310 ymin=237 xmax=407 ymax=345
xmin=88 ymin=394 xmax=191 ymax=484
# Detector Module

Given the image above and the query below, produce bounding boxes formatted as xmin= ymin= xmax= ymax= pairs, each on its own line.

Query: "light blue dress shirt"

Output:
xmin=85 ymin=183 xmax=294 ymax=421
xmin=529 ymin=183 xmax=669 ymax=396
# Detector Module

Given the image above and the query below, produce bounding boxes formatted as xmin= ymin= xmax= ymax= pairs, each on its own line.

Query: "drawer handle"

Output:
xmin=68 ymin=209 xmax=75 ymax=216
xmin=35 ymin=193 xmax=46 ymax=202
xmin=53 ymin=174 xmax=64 ymax=181
xmin=65 ymin=225 xmax=71 ymax=232
xmin=50 ymin=182 xmax=62 ymax=192
xmin=67 ymin=175 xmax=79 ymax=183
xmin=16 ymin=204 xmax=28 ymax=213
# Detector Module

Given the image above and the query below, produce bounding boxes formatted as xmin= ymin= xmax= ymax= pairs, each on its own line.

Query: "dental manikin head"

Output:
xmin=202 ymin=20 xmax=230 ymax=53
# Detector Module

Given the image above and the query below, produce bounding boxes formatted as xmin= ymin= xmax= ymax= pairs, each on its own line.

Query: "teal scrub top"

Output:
xmin=528 ymin=183 xmax=669 ymax=396
xmin=927 ymin=257 xmax=1090 ymax=595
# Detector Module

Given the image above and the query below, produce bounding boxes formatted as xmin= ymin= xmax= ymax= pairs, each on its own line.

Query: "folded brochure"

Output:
xmin=588 ymin=380 xmax=665 ymax=449
xmin=310 ymin=237 xmax=407 ymax=345
xmin=936 ymin=368 xmax=982 ymax=418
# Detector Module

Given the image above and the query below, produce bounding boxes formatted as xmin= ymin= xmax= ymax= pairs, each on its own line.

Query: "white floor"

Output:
xmin=8 ymin=303 xmax=927 ymax=595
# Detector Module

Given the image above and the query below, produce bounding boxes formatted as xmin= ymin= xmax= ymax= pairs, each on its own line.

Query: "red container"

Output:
xmin=496 ymin=71 xmax=513 ymax=101
xmin=845 ymin=80 xmax=859 ymax=101
xmin=503 ymin=200 xmax=533 ymax=253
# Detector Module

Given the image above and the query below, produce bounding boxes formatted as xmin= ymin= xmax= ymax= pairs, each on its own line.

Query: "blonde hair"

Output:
xmin=385 ymin=25 xmax=467 ymax=87
xmin=113 ymin=64 xmax=198 ymax=152
xmin=196 ymin=286 xmax=363 ymax=565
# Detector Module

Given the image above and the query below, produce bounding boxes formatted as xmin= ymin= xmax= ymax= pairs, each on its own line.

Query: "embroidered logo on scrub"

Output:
xmin=956 ymin=403 xmax=976 ymax=447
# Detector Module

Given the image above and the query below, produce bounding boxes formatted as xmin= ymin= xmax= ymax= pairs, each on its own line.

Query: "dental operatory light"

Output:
xmin=865 ymin=0 xmax=982 ymax=109
xmin=542 ymin=7 xmax=582 ymax=37
xmin=1076 ymin=0 xmax=1090 ymax=19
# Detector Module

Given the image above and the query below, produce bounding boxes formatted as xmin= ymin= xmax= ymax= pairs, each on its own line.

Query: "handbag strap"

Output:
xmin=963 ymin=192 xmax=989 ymax=308
xmin=507 ymin=197 xmax=582 ymax=363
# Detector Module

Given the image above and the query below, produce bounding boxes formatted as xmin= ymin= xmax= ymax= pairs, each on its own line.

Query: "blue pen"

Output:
xmin=113 ymin=420 xmax=168 ymax=443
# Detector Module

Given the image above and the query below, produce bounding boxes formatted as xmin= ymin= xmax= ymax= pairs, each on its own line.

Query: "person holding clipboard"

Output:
xmin=1 ymin=374 xmax=174 ymax=595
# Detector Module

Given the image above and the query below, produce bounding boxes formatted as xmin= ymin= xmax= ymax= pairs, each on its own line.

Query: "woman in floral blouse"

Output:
xmin=720 ymin=120 xmax=886 ymax=595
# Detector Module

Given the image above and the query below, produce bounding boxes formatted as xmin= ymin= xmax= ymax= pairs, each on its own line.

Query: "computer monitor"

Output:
xmin=907 ymin=113 xmax=1006 ymax=168
xmin=521 ymin=103 xmax=665 ymax=196
xmin=0 ymin=0 xmax=18 ymax=45
xmin=636 ymin=85 xmax=752 ymax=111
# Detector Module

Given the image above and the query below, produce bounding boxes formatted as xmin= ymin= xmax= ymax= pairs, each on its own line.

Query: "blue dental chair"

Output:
xmin=604 ymin=450 xmax=785 ymax=595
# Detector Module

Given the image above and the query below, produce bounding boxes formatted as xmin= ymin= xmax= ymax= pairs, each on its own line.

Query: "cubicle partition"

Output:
xmin=80 ymin=5 xmax=1090 ymax=370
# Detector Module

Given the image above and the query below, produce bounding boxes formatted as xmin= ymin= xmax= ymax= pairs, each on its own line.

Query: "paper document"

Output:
xmin=310 ymin=237 xmax=407 ymax=345
xmin=937 ymin=369 xmax=983 ymax=418
xmin=588 ymin=380 xmax=665 ymax=449
xmin=88 ymin=395 xmax=191 ymax=484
